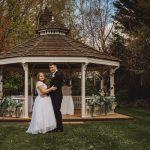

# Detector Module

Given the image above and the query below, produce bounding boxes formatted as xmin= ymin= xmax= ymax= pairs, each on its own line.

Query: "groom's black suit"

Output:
xmin=50 ymin=70 xmax=64 ymax=130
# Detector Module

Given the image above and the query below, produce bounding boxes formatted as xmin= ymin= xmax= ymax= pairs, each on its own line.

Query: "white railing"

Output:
xmin=72 ymin=96 xmax=94 ymax=109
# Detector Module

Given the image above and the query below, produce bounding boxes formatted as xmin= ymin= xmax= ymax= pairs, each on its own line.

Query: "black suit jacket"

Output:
xmin=50 ymin=70 xmax=64 ymax=99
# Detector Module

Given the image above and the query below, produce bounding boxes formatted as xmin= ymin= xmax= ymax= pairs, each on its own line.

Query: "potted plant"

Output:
xmin=0 ymin=97 xmax=23 ymax=117
xmin=92 ymin=95 xmax=117 ymax=115
xmin=0 ymin=97 xmax=11 ymax=117
xmin=86 ymin=98 xmax=97 ymax=117
xmin=15 ymin=101 xmax=23 ymax=118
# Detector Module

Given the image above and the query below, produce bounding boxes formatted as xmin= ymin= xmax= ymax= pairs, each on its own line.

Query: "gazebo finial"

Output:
xmin=37 ymin=7 xmax=69 ymax=36
xmin=38 ymin=6 xmax=53 ymax=27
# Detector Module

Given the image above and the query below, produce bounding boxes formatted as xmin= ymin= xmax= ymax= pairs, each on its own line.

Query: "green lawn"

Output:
xmin=0 ymin=107 xmax=150 ymax=150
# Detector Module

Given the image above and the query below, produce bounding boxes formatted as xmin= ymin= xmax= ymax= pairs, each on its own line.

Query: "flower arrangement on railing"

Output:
xmin=0 ymin=97 xmax=23 ymax=117
xmin=86 ymin=95 xmax=117 ymax=116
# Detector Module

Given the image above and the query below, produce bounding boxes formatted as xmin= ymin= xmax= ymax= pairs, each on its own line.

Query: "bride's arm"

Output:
xmin=38 ymin=86 xmax=57 ymax=94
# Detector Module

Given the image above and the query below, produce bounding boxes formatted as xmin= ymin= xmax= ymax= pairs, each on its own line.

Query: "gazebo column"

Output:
xmin=22 ymin=63 xmax=29 ymax=118
xmin=110 ymin=67 xmax=119 ymax=97
xmin=30 ymin=74 xmax=34 ymax=112
xmin=100 ymin=76 xmax=105 ymax=96
xmin=0 ymin=67 xmax=3 ymax=99
xmin=93 ymin=72 xmax=96 ymax=86
xmin=81 ymin=63 xmax=88 ymax=118
xmin=69 ymin=79 xmax=72 ymax=86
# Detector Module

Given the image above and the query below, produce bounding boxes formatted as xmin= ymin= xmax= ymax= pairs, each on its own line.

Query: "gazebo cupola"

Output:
xmin=37 ymin=7 xmax=69 ymax=36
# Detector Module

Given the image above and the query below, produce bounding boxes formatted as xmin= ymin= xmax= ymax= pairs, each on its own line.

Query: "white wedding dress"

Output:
xmin=26 ymin=81 xmax=56 ymax=134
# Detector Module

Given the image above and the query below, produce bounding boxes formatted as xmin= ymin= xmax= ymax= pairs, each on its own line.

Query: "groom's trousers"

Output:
xmin=51 ymin=94 xmax=63 ymax=130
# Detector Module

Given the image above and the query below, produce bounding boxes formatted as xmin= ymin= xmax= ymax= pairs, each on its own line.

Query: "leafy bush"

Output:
xmin=86 ymin=95 xmax=117 ymax=116
xmin=0 ymin=97 xmax=23 ymax=117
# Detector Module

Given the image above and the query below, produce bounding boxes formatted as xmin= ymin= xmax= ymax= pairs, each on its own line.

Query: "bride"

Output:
xmin=26 ymin=72 xmax=57 ymax=134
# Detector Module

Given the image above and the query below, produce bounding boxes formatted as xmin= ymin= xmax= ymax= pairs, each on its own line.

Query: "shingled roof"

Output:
xmin=0 ymin=8 xmax=119 ymax=62
xmin=0 ymin=34 xmax=118 ymax=61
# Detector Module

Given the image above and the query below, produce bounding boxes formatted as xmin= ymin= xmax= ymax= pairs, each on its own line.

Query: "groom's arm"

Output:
xmin=40 ymin=86 xmax=57 ymax=96
xmin=53 ymin=71 xmax=64 ymax=89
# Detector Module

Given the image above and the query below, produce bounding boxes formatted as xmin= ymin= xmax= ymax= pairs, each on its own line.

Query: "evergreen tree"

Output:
xmin=114 ymin=0 xmax=150 ymax=32
xmin=110 ymin=0 xmax=150 ymax=102
xmin=113 ymin=0 xmax=150 ymax=73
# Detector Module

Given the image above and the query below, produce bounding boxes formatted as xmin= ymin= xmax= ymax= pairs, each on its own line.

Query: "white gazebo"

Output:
xmin=0 ymin=8 xmax=120 ymax=118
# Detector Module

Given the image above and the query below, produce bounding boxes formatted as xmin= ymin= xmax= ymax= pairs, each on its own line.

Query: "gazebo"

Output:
xmin=0 ymin=8 xmax=120 ymax=118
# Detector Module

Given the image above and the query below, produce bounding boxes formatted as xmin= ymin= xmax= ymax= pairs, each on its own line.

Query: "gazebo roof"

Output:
xmin=0 ymin=7 xmax=119 ymax=64
xmin=0 ymin=34 xmax=118 ymax=61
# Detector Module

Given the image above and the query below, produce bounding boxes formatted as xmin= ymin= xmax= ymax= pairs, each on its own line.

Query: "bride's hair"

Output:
xmin=37 ymin=72 xmax=45 ymax=81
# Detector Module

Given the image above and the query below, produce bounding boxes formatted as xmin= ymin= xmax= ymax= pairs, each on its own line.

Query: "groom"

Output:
xmin=49 ymin=63 xmax=64 ymax=132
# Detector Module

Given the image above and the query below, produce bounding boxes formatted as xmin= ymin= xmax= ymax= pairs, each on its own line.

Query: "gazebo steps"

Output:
xmin=0 ymin=113 xmax=133 ymax=123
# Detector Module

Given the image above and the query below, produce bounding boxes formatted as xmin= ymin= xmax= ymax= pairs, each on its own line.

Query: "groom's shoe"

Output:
xmin=50 ymin=128 xmax=64 ymax=132
xmin=57 ymin=129 xmax=63 ymax=132
xmin=51 ymin=128 xmax=63 ymax=132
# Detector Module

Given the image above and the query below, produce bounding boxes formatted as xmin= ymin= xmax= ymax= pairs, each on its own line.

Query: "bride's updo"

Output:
xmin=37 ymin=72 xmax=45 ymax=81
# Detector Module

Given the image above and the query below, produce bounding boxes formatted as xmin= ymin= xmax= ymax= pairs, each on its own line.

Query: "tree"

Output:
xmin=113 ymin=0 xmax=150 ymax=32
xmin=110 ymin=0 xmax=150 ymax=102
xmin=0 ymin=0 xmax=40 ymax=51
xmin=75 ymin=0 xmax=115 ymax=52
xmin=0 ymin=0 xmax=76 ymax=52
xmin=109 ymin=32 xmax=128 ymax=62
xmin=113 ymin=0 xmax=150 ymax=73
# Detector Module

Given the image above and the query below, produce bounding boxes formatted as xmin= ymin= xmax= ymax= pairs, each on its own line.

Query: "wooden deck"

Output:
xmin=0 ymin=113 xmax=133 ymax=123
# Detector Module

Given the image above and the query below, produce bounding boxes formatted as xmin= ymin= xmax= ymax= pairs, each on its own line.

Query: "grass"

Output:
xmin=0 ymin=107 xmax=150 ymax=150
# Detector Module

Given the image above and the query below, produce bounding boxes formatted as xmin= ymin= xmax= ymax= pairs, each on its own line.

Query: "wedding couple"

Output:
xmin=26 ymin=63 xmax=64 ymax=134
